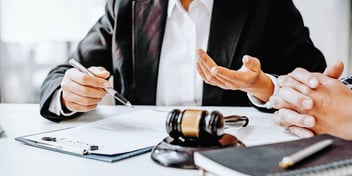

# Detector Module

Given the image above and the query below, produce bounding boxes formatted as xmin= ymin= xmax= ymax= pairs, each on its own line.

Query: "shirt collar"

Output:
xmin=167 ymin=0 xmax=214 ymax=18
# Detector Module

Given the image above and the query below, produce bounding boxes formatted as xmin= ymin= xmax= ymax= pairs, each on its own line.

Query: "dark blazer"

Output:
xmin=40 ymin=0 xmax=326 ymax=122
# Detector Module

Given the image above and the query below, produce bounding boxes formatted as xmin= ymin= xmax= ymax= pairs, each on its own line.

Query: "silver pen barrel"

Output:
xmin=105 ymin=88 xmax=133 ymax=107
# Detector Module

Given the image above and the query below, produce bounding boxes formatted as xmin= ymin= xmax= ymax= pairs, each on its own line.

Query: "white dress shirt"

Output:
xmin=156 ymin=0 xmax=213 ymax=106
xmin=49 ymin=0 xmax=214 ymax=116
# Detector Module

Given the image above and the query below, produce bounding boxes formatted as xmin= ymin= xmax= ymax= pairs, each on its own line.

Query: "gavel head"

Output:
xmin=166 ymin=109 xmax=225 ymax=141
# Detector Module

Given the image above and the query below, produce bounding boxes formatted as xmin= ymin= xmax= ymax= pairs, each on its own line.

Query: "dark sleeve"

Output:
xmin=251 ymin=0 xmax=327 ymax=112
xmin=280 ymin=0 xmax=326 ymax=72
xmin=39 ymin=0 xmax=118 ymax=122
xmin=340 ymin=77 xmax=352 ymax=90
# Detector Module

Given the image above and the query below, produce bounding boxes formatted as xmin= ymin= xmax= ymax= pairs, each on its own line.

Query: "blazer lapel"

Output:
xmin=203 ymin=0 xmax=250 ymax=105
xmin=132 ymin=0 xmax=168 ymax=104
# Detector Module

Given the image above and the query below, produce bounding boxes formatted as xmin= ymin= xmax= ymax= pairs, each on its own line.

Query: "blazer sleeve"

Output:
xmin=39 ymin=0 xmax=118 ymax=122
xmin=250 ymin=0 xmax=327 ymax=112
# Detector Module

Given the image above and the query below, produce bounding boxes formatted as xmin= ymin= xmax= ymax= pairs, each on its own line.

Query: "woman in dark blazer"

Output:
xmin=40 ymin=0 xmax=326 ymax=122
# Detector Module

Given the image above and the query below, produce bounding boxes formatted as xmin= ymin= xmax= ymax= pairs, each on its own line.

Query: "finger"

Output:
xmin=269 ymin=95 xmax=292 ymax=109
xmin=275 ymin=109 xmax=316 ymax=128
xmin=68 ymin=68 xmax=110 ymax=89
xmin=197 ymin=62 xmax=228 ymax=88
xmin=62 ymin=89 xmax=103 ymax=106
xmin=211 ymin=65 xmax=257 ymax=87
xmin=88 ymin=66 xmax=110 ymax=79
xmin=212 ymin=56 xmax=261 ymax=83
xmin=64 ymin=100 xmax=98 ymax=112
xmin=196 ymin=48 xmax=216 ymax=80
xmin=272 ymin=111 xmax=284 ymax=127
xmin=323 ymin=60 xmax=344 ymax=79
xmin=277 ymin=75 xmax=313 ymax=95
xmin=196 ymin=62 xmax=207 ymax=78
xmin=288 ymin=68 xmax=319 ymax=89
xmin=209 ymin=66 xmax=242 ymax=89
xmin=276 ymin=87 xmax=313 ymax=111
xmin=196 ymin=49 xmax=217 ymax=70
xmin=287 ymin=126 xmax=315 ymax=138
xmin=196 ymin=62 xmax=214 ymax=84
xmin=61 ymin=76 xmax=106 ymax=99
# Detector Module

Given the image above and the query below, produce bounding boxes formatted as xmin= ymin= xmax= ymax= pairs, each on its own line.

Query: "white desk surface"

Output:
xmin=0 ymin=104 xmax=299 ymax=176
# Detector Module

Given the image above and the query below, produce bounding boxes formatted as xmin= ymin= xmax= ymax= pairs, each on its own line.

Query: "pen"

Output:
xmin=36 ymin=141 xmax=89 ymax=155
xmin=69 ymin=58 xmax=133 ymax=107
xmin=279 ymin=139 xmax=333 ymax=169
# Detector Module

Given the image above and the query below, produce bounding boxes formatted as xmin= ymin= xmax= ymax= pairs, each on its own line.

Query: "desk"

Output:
xmin=0 ymin=104 xmax=299 ymax=176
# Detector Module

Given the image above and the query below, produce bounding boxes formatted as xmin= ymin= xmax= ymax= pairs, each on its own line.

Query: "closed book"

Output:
xmin=194 ymin=134 xmax=352 ymax=176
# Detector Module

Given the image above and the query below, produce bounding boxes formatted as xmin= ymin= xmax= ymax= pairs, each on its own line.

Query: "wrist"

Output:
xmin=245 ymin=71 xmax=274 ymax=102
xmin=60 ymin=93 xmax=73 ymax=114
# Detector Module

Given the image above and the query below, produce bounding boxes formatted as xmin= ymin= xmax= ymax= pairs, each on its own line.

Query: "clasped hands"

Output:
xmin=270 ymin=61 xmax=352 ymax=140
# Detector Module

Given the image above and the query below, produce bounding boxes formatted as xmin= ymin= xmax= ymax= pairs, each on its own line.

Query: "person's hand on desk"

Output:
xmin=270 ymin=61 xmax=352 ymax=140
xmin=196 ymin=49 xmax=274 ymax=103
xmin=61 ymin=66 xmax=111 ymax=112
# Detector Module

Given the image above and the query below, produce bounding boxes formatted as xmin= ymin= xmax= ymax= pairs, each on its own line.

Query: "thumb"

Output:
xmin=88 ymin=67 xmax=110 ymax=79
xmin=323 ymin=61 xmax=344 ymax=79
xmin=241 ymin=55 xmax=261 ymax=72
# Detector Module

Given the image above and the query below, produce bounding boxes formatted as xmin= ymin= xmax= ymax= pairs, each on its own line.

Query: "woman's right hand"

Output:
xmin=61 ymin=67 xmax=111 ymax=112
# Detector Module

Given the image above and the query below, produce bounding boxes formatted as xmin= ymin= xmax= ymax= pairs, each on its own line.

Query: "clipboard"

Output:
xmin=15 ymin=131 xmax=153 ymax=162
xmin=15 ymin=109 xmax=169 ymax=162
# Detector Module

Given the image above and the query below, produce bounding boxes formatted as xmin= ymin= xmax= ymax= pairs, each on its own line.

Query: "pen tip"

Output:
xmin=279 ymin=157 xmax=293 ymax=169
xmin=125 ymin=102 xmax=134 ymax=108
xmin=279 ymin=161 xmax=289 ymax=169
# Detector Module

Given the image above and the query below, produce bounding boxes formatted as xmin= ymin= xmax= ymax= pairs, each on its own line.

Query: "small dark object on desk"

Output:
xmin=90 ymin=145 xmax=99 ymax=151
xmin=41 ymin=136 xmax=57 ymax=142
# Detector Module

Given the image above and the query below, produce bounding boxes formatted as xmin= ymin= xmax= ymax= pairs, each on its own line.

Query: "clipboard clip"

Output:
xmin=39 ymin=136 xmax=99 ymax=155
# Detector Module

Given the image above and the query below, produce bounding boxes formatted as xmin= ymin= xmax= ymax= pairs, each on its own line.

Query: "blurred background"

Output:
xmin=0 ymin=0 xmax=351 ymax=103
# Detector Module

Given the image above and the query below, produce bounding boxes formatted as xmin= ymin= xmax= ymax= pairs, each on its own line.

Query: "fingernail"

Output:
xmin=302 ymin=99 xmax=313 ymax=109
xmin=100 ymin=70 xmax=109 ymax=75
xmin=196 ymin=49 xmax=203 ymax=58
xmin=242 ymin=55 xmax=249 ymax=62
xmin=301 ymin=131 xmax=314 ymax=138
xmin=196 ymin=49 xmax=202 ymax=55
xmin=304 ymin=117 xmax=314 ymax=127
xmin=91 ymin=67 xmax=106 ymax=75
xmin=309 ymin=78 xmax=319 ymax=88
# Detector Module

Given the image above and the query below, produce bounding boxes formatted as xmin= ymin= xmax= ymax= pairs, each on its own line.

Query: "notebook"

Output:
xmin=194 ymin=134 xmax=352 ymax=176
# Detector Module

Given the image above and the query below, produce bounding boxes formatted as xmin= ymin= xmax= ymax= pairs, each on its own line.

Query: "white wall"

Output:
xmin=293 ymin=0 xmax=351 ymax=76
xmin=0 ymin=0 xmax=107 ymax=103
xmin=0 ymin=0 xmax=106 ymax=42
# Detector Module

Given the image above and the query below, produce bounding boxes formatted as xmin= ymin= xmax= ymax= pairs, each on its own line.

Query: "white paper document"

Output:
xmin=21 ymin=109 xmax=169 ymax=155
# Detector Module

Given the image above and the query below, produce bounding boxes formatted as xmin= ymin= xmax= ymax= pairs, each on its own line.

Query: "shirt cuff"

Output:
xmin=48 ymin=88 xmax=76 ymax=117
xmin=247 ymin=74 xmax=278 ymax=109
